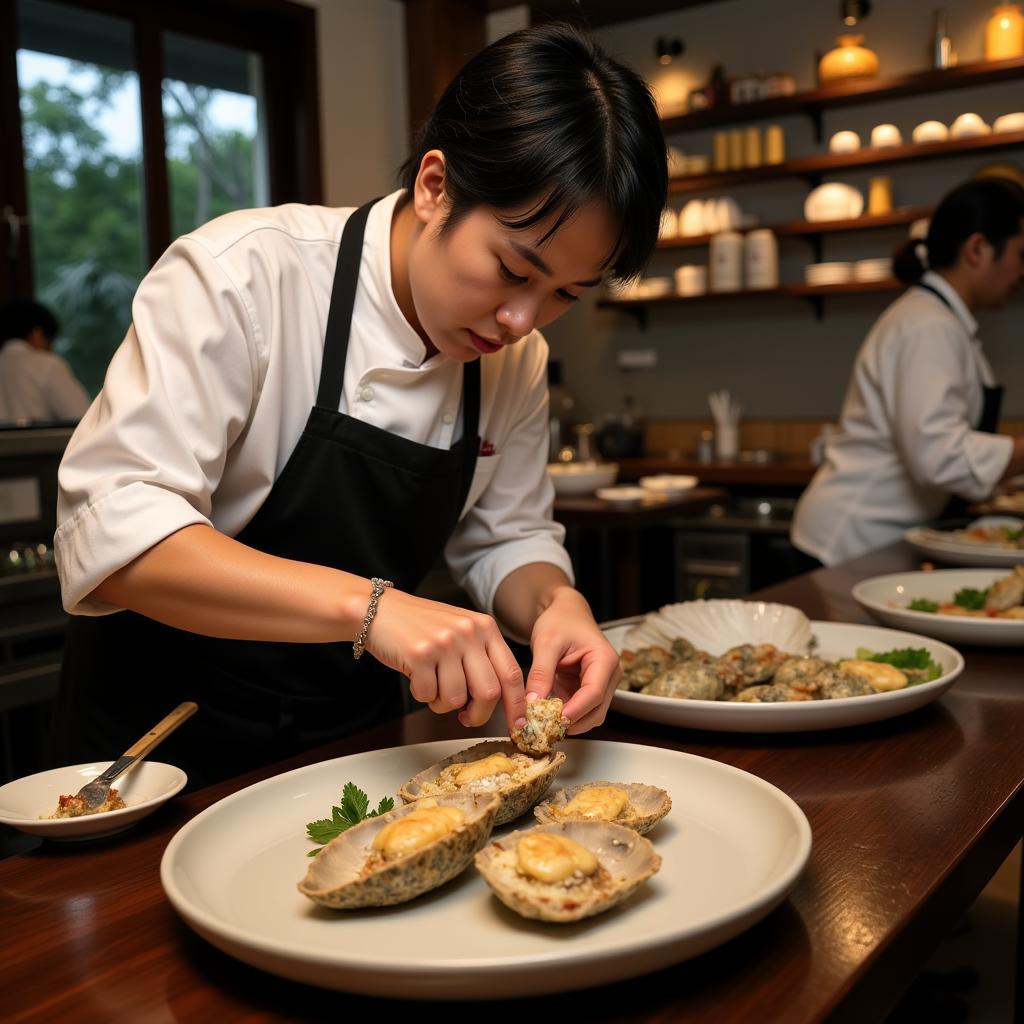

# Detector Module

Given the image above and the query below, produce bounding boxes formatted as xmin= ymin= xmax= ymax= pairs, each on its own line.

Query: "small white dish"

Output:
xmin=829 ymin=130 xmax=861 ymax=153
xmin=640 ymin=276 xmax=673 ymax=298
xmin=639 ymin=474 xmax=699 ymax=499
xmin=596 ymin=485 xmax=647 ymax=507
xmin=547 ymin=461 xmax=619 ymax=497
xmin=674 ymin=265 xmax=708 ymax=297
xmin=994 ymin=111 xmax=1024 ymax=134
xmin=0 ymin=761 xmax=187 ymax=840
xmin=853 ymin=569 xmax=1024 ymax=647
xmin=805 ymin=261 xmax=853 ymax=284
xmin=870 ymin=123 xmax=903 ymax=148
xmin=912 ymin=120 xmax=949 ymax=144
xmin=950 ymin=113 xmax=990 ymax=138
xmin=904 ymin=517 xmax=1024 ymax=567
xmin=853 ymin=257 xmax=893 ymax=281
xmin=679 ymin=199 xmax=706 ymax=237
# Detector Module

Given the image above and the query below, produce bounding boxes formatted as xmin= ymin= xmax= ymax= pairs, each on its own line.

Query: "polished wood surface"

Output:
xmin=619 ymin=456 xmax=815 ymax=487
xmin=3 ymin=542 xmax=1023 ymax=1022
xmin=553 ymin=485 xmax=724 ymax=527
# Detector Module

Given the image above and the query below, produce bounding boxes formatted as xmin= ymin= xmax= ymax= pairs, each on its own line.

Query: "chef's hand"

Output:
xmin=525 ymin=587 xmax=622 ymax=735
xmin=364 ymin=587 xmax=526 ymax=729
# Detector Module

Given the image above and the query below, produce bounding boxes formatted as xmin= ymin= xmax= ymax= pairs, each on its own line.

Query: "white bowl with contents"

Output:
xmin=639 ymin=474 xmax=699 ymax=499
xmin=0 ymin=761 xmax=187 ymax=840
xmin=547 ymin=461 xmax=619 ymax=497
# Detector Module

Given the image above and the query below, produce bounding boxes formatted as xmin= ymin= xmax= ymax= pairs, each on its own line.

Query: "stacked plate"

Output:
xmin=805 ymin=262 xmax=852 ymax=286
xmin=853 ymin=257 xmax=892 ymax=282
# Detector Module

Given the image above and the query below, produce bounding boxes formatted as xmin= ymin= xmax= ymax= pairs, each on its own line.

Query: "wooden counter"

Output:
xmin=618 ymin=457 xmax=817 ymax=488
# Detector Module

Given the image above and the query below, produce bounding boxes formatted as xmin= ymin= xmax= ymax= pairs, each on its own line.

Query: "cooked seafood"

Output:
xmin=533 ymin=781 xmax=671 ymax=835
xmin=298 ymin=792 xmax=500 ymax=909
xmin=642 ymin=661 xmax=724 ymax=700
xmin=919 ymin=522 xmax=1024 ymax=550
xmin=510 ymin=696 xmax=568 ymax=755
xmin=399 ymin=740 xmax=565 ymax=826
xmin=46 ymin=789 xmax=127 ymax=819
xmin=474 ymin=820 xmax=661 ymax=923
xmin=907 ymin=566 xmax=1024 ymax=619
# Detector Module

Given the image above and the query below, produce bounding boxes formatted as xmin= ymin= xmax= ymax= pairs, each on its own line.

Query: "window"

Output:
xmin=1 ymin=0 xmax=320 ymax=396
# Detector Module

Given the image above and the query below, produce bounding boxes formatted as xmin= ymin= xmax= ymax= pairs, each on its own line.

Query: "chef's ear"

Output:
xmin=412 ymin=150 xmax=448 ymax=225
xmin=960 ymin=230 xmax=993 ymax=270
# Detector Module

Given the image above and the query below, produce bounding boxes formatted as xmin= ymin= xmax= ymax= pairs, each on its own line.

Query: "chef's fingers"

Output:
xmin=459 ymin=650 xmax=502 ymax=728
xmin=429 ymin=653 xmax=469 ymax=716
xmin=524 ymin=641 xmax=561 ymax=702
xmin=561 ymin=648 xmax=621 ymax=729
xmin=407 ymin=665 xmax=438 ymax=706
xmin=486 ymin=634 xmax=527 ymax=729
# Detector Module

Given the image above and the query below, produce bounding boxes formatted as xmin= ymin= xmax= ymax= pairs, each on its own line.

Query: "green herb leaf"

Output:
xmin=854 ymin=646 xmax=943 ymax=683
xmin=909 ymin=598 xmax=940 ymax=613
xmin=953 ymin=587 xmax=989 ymax=610
xmin=305 ymin=782 xmax=395 ymax=856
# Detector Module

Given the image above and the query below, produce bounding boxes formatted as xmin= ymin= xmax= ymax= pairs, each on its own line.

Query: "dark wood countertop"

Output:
xmin=1 ymin=542 xmax=1022 ymax=1022
xmin=618 ymin=457 xmax=817 ymax=487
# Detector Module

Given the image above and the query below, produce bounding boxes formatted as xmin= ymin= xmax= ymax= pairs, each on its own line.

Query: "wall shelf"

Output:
xmin=668 ymin=129 xmax=1024 ymax=195
xmin=657 ymin=206 xmax=934 ymax=250
xmin=661 ymin=55 xmax=1024 ymax=139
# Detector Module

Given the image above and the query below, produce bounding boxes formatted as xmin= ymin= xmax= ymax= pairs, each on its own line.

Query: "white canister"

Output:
xmin=709 ymin=231 xmax=744 ymax=292
xmin=744 ymin=229 xmax=779 ymax=290
xmin=674 ymin=264 xmax=708 ymax=297
xmin=714 ymin=423 xmax=739 ymax=460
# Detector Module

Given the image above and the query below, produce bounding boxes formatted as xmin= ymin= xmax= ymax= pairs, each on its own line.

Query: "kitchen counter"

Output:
xmin=618 ymin=456 xmax=817 ymax=488
xmin=2 ymin=541 xmax=1021 ymax=1022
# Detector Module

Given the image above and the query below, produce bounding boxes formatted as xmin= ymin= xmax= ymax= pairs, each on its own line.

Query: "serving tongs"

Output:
xmin=72 ymin=701 xmax=198 ymax=810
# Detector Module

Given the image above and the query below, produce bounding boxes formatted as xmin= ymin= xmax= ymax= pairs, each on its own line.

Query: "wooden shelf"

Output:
xmin=657 ymin=206 xmax=934 ymax=250
xmin=661 ymin=55 xmax=1024 ymax=135
xmin=667 ymin=129 xmax=1024 ymax=195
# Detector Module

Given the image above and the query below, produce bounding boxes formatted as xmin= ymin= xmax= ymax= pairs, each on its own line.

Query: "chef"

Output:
xmin=50 ymin=24 xmax=668 ymax=787
xmin=792 ymin=177 xmax=1024 ymax=567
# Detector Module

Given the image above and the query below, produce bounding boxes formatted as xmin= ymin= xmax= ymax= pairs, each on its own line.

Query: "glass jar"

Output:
xmin=985 ymin=4 xmax=1024 ymax=60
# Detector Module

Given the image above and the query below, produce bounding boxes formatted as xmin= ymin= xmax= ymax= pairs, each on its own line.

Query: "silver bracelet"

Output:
xmin=352 ymin=577 xmax=393 ymax=659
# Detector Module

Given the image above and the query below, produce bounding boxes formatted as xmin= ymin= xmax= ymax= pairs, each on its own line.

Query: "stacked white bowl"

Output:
xmin=853 ymin=257 xmax=893 ymax=282
xmin=805 ymin=262 xmax=853 ymax=286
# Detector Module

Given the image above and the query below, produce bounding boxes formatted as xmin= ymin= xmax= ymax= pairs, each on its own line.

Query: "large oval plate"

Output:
xmin=853 ymin=569 xmax=1024 ymax=647
xmin=161 ymin=739 xmax=810 ymax=1000
xmin=905 ymin=518 xmax=1024 ymax=567
xmin=606 ymin=620 xmax=963 ymax=732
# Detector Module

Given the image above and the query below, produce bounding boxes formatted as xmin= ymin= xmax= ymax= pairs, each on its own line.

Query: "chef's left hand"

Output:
xmin=525 ymin=586 xmax=621 ymax=734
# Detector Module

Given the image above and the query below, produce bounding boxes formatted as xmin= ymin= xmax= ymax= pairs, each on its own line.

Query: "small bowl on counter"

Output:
xmin=639 ymin=474 xmax=700 ymax=499
xmin=596 ymin=485 xmax=647 ymax=508
xmin=547 ymin=461 xmax=619 ymax=497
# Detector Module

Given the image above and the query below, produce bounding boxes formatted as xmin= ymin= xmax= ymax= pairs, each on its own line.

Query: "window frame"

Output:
xmin=0 ymin=0 xmax=322 ymax=298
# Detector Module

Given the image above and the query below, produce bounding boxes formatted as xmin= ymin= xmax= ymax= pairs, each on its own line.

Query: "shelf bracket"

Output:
xmin=804 ymin=294 xmax=825 ymax=320
xmin=620 ymin=305 xmax=648 ymax=330
xmin=808 ymin=104 xmax=824 ymax=145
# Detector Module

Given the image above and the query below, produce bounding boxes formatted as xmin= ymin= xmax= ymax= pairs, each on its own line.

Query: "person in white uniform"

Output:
xmin=0 ymin=300 xmax=89 ymax=424
xmin=51 ymin=24 xmax=668 ymax=787
xmin=792 ymin=177 xmax=1024 ymax=568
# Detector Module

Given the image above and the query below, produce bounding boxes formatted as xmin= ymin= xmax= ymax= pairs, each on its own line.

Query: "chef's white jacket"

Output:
xmin=792 ymin=271 xmax=1012 ymax=565
xmin=56 ymin=189 xmax=572 ymax=616
xmin=0 ymin=339 xmax=90 ymax=423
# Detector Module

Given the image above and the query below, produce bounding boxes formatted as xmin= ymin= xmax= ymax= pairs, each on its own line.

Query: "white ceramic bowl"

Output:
xmin=912 ymin=120 xmax=949 ymax=144
xmin=870 ymin=123 xmax=903 ymax=148
xmin=547 ymin=461 xmax=619 ymax=496
xmin=804 ymin=183 xmax=863 ymax=222
xmin=0 ymin=761 xmax=187 ymax=840
xmin=950 ymin=113 xmax=990 ymax=138
xmin=853 ymin=569 xmax=1024 ymax=647
xmin=639 ymin=474 xmax=699 ymax=499
xmin=994 ymin=111 xmax=1024 ymax=134
xmin=829 ymin=130 xmax=861 ymax=153
xmin=596 ymin=485 xmax=646 ymax=507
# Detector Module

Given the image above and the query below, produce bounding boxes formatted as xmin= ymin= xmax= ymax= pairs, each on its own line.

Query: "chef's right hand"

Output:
xmin=363 ymin=588 xmax=526 ymax=729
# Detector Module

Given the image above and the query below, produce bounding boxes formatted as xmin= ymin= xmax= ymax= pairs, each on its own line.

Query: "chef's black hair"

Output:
xmin=0 ymin=299 xmax=59 ymax=348
xmin=893 ymin=177 xmax=1024 ymax=283
xmin=399 ymin=22 xmax=667 ymax=282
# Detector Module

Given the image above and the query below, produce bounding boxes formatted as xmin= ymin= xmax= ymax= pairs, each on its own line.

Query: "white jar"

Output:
xmin=709 ymin=231 xmax=744 ymax=292
xmin=674 ymin=264 xmax=708 ymax=297
xmin=744 ymin=229 xmax=779 ymax=290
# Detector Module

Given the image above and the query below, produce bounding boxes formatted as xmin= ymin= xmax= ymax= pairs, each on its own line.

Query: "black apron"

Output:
xmin=52 ymin=199 xmax=481 ymax=790
xmin=917 ymin=282 xmax=1004 ymax=520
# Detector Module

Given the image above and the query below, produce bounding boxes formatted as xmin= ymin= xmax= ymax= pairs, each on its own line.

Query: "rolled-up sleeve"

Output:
xmin=444 ymin=340 xmax=573 ymax=616
xmin=56 ymin=237 xmax=260 ymax=615
xmin=885 ymin=323 xmax=1012 ymax=501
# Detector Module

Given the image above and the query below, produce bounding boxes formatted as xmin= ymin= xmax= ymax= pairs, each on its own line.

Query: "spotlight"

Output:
xmin=841 ymin=0 xmax=871 ymax=26
xmin=655 ymin=36 xmax=684 ymax=66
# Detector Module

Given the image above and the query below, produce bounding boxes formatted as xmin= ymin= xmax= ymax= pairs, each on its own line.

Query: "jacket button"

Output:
xmin=361 ymin=386 xmax=374 ymax=401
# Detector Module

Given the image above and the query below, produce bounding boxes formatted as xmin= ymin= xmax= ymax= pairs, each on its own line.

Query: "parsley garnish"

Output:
xmin=306 ymin=782 xmax=395 ymax=856
xmin=909 ymin=598 xmax=940 ymax=613
xmin=953 ymin=587 xmax=989 ymax=611
xmin=855 ymin=646 xmax=943 ymax=683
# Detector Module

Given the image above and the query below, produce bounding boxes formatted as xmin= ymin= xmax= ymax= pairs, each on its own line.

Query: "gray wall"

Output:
xmin=540 ymin=0 xmax=1023 ymax=426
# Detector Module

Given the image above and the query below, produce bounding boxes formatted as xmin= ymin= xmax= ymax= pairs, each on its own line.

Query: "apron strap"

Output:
xmin=317 ymin=199 xmax=378 ymax=410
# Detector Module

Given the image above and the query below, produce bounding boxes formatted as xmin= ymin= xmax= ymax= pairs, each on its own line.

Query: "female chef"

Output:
xmin=792 ymin=176 xmax=1024 ymax=567
xmin=51 ymin=23 xmax=668 ymax=787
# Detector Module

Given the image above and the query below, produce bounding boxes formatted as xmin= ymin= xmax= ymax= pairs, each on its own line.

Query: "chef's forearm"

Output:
xmin=1000 ymin=436 xmax=1024 ymax=482
xmin=87 ymin=524 xmax=371 ymax=642
xmin=492 ymin=562 xmax=581 ymax=639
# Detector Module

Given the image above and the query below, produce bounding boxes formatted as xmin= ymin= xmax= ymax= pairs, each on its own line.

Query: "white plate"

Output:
xmin=596 ymin=485 xmax=646 ymax=507
xmin=160 ymin=739 xmax=811 ymax=1000
xmin=0 ymin=761 xmax=187 ymax=840
xmin=853 ymin=569 xmax=1024 ymax=647
xmin=638 ymin=474 xmax=699 ymax=499
xmin=605 ymin=620 xmax=963 ymax=732
xmin=547 ymin=461 xmax=619 ymax=497
xmin=905 ymin=519 xmax=1024 ymax=567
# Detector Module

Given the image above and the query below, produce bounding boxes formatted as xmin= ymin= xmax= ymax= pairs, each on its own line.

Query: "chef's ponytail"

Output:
xmin=893 ymin=177 xmax=1024 ymax=284
xmin=399 ymin=23 xmax=667 ymax=282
